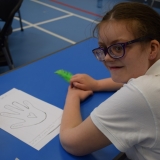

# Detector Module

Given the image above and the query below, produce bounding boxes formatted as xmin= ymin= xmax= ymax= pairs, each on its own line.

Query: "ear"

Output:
xmin=148 ymin=40 xmax=160 ymax=60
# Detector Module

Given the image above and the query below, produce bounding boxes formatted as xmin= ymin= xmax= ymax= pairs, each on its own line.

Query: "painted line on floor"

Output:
xmin=51 ymin=0 xmax=103 ymax=18
xmin=13 ymin=17 xmax=76 ymax=44
xmin=35 ymin=14 xmax=73 ymax=25
xmin=31 ymin=0 xmax=99 ymax=24
xmin=13 ymin=14 xmax=73 ymax=30
xmin=34 ymin=25 xmax=76 ymax=44
xmin=14 ymin=0 xmax=99 ymax=44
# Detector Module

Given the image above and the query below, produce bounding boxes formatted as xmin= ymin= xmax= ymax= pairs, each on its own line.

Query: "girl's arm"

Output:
xmin=70 ymin=74 xmax=123 ymax=92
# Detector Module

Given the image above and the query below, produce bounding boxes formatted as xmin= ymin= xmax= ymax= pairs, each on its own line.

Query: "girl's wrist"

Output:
xmin=66 ymin=94 xmax=80 ymax=103
xmin=93 ymin=80 xmax=100 ymax=92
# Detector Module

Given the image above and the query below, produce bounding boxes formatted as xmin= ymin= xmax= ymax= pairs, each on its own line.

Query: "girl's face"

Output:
xmin=98 ymin=20 xmax=152 ymax=83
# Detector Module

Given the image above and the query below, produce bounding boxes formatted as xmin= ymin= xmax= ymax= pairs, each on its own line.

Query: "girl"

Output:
xmin=60 ymin=2 xmax=160 ymax=160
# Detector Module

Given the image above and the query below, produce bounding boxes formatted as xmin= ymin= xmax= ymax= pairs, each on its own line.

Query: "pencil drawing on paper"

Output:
xmin=0 ymin=100 xmax=47 ymax=129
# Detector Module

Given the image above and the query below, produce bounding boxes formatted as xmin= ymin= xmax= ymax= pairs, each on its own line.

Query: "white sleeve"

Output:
xmin=90 ymin=82 xmax=156 ymax=152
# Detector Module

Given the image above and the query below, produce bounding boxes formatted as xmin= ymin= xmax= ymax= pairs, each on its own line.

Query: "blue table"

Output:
xmin=0 ymin=38 xmax=120 ymax=160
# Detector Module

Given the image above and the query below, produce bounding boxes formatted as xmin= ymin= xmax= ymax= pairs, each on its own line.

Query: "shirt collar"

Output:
xmin=145 ymin=59 xmax=160 ymax=75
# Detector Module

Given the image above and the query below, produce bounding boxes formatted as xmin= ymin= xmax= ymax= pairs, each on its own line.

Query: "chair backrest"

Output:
xmin=0 ymin=0 xmax=23 ymax=38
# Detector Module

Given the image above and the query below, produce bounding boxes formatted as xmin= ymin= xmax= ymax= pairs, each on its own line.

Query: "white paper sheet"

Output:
xmin=0 ymin=88 xmax=63 ymax=150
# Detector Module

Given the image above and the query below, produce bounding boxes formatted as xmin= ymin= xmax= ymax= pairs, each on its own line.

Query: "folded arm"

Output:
xmin=70 ymin=74 xmax=123 ymax=92
xmin=60 ymin=86 xmax=111 ymax=156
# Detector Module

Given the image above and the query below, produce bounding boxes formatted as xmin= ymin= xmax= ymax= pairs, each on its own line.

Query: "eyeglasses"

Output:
xmin=92 ymin=36 xmax=151 ymax=61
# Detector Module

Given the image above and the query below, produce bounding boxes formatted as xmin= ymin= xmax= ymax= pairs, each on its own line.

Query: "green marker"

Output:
xmin=55 ymin=69 xmax=73 ymax=82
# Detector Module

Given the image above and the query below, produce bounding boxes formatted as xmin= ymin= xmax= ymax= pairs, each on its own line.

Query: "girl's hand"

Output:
xmin=66 ymin=85 xmax=93 ymax=102
xmin=70 ymin=74 xmax=98 ymax=91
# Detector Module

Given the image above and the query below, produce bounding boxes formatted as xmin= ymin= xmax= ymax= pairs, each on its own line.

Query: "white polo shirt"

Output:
xmin=91 ymin=60 xmax=160 ymax=160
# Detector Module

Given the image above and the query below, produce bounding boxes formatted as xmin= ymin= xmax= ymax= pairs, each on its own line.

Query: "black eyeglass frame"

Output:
xmin=92 ymin=36 xmax=152 ymax=61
